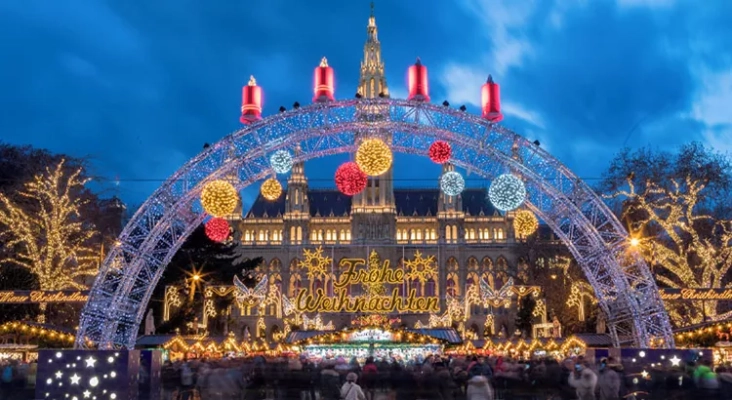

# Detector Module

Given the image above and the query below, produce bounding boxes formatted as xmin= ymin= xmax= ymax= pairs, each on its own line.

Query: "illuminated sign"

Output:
xmin=0 ymin=291 xmax=89 ymax=304
xmin=347 ymin=329 xmax=394 ymax=342
xmin=659 ymin=288 xmax=732 ymax=301
xmin=295 ymin=254 xmax=440 ymax=314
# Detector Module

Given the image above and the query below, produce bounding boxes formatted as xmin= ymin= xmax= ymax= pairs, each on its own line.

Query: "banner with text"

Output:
xmin=0 ymin=291 xmax=89 ymax=304
xmin=658 ymin=288 xmax=732 ymax=301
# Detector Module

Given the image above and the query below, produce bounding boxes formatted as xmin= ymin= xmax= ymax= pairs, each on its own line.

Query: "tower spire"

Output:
xmin=358 ymin=3 xmax=388 ymax=98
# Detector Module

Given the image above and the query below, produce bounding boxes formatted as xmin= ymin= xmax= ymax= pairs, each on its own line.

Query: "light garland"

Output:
xmin=440 ymin=171 xmax=465 ymax=196
xmin=513 ymin=209 xmax=539 ymax=238
xmin=355 ymin=138 xmax=392 ymax=176
xmin=204 ymin=218 xmax=230 ymax=242
xmin=200 ymin=180 xmax=239 ymax=217
xmin=0 ymin=160 xmax=98 ymax=292
xmin=269 ymin=150 xmax=293 ymax=174
xmin=334 ymin=162 xmax=368 ymax=195
xmin=428 ymin=140 xmax=451 ymax=164
xmin=488 ymin=173 xmax=526 ymax=211
xmin=260 ymin=178 xmax=283 ymax=201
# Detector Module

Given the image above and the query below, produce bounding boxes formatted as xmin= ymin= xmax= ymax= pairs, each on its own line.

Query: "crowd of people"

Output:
xmin=0 ymin=359 xmax=36 ymax=400
xmin=159 ymin=354 xmax=732 ymax=400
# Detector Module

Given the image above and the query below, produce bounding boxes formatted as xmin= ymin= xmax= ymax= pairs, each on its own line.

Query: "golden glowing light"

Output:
xmin=355 ymin=138 xmax=393 ymax=176
xmin=0 ymin=160 xmax=99 ymax=292
xmin=260 ymin=178 xmax=283 ymax=201
xmin=200 ymin=180 xmax=239 ymax=217
xmin=513 ymin=209 xmax=539 ymax=238
xmin=297 ymin=246 xmax=332 ymax=280
xmin=630 ymin=237 xmax=640 ymax=247
xmin=404 ymin=250 xmax=438 ymax=283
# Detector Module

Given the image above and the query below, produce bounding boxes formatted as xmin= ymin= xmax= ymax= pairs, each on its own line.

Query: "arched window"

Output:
xmin=318 ymin=230 xmax=323 ymax=242
xmin=416 ymin=229 xmax=422 ymax=241
xmin=311 ymin=231 xmax=317 ymax=241
xmin=258 ymin=231 xmax=264 ymax=241
xmin=470 ymin=229 xmax=476 ymax=240
xmin=326 ymin=230 xmax=332 ymax=241
xmin=446 ymin=226 xmax=452 ymax=241
xmin=290 ymin=226 xmax=296 ymax=242
xmin=425 ymin=278 xmax=436 ymax=297
xmin=297 ymin=226 xmax=302 ymax=241
xmin=346 ymin=230 xmax=351 ymax=241
xmin=430 ymin=229 xmax=436 ymax=240
xmin=452 ymin=226 xmax=458 ymax=242
xmin=496 ymin=229 xmax=504 ymax=240
xmin=244 ymin=230 xmax=251 ymax=242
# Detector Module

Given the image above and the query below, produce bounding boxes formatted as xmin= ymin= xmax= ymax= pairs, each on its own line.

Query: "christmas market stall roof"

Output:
xmin=286 ymin=328 xmax=463 ymax=345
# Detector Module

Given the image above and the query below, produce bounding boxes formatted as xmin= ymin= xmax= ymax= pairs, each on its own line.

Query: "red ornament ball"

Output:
xmin=335 ymin=162 xmax=368 ymax=196
xmin=205 ymin=217 xmax=230 ymax=242
xmin=428 ymin=140 xmax=452 ymax=164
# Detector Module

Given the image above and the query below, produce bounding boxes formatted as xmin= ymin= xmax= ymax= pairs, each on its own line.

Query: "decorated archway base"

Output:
xmin=76 ymin=99 xmax=674 ymax=349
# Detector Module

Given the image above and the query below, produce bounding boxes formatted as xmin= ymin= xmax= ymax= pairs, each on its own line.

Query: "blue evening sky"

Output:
xmin=1 ymin=0 xmax=730 ymax=209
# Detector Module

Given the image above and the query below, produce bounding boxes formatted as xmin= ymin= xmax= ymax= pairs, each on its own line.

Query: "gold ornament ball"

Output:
xmin=513 ymin=209 xmax=539 ymax=238
xmin=260 ymin=178 xmax=283 ymax=201
xmin=200 ymin=180 xmax=239 ymax=217
xmin=356 ymin=138 xmax=393 ymax=176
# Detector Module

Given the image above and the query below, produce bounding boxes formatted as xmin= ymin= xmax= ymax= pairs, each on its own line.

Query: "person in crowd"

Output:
xmin=360 ymin=356 xmax=378 ymax=400
xmin=693 ymin=359 xmax=719 ymax=391
xmin=320 ymin=361 xmax=342 ymax=400
xmin=597 ymin=357 xmax=622 ymax=400
xmin=568 ymin=359 xmax=597 ymax=400
xmin=466 ymin=374 xmax=494 ymax=400
xmin=178 ymin=362 xmax=196 ymax=400
xmin=341 ymin=372 xmax=366 ymax=400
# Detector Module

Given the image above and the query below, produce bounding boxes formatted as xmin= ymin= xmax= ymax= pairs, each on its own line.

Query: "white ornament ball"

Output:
xmin=440 ymin=171 xmax=465 ymax=196
xmin=488 ymin=173 xmax=526 ymax=211
xmin=269 ymin=150 xmax=293 ymax=174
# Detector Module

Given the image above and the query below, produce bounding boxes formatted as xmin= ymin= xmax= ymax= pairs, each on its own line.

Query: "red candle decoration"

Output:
xmin=428 ymin=140 xmax=451 ymax=164
xmin=481 ymin=75 xmax=503 ymax=123
xmin=205 ymin=217 xmax=230 ymax=242
xmin=335 ymin=162 xmax=368 ymax=196
xmin=240 ymin=76 xmax=263 ymax=124
xmin=313 ymin=57 xmax=335 ymax=102
xmin=407 ymin=58 xmax=430 ymax=102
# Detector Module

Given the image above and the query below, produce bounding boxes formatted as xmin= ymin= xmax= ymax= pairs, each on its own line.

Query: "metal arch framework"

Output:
xmin=76 ymin=98 xmax=674 ymax=349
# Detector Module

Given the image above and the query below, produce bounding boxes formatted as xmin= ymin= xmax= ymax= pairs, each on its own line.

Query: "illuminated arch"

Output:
xmin=77 ymin=98 xmax=673 ymax=349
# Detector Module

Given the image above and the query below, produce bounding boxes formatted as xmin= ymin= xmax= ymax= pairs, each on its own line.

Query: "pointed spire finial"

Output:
xmin=487 ymin=75 xmax=494 ymax=84
xmin=415 ymin=57 xmax=422 ymax=66
xmin=370 ymin=1 xmax=375 ymax=17
xmin=320 ymin=57 xmax=328 ymax=67
xmin=248 ymin=75 xmax=257 ymax=86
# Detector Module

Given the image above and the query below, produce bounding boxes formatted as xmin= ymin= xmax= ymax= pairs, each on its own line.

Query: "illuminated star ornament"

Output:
xmin=404 ymin=251 xmax=438 ymax=283
xmin=297 ymin=246 xmax=332 ymax=280
xmin=670 ymin=355 xmax=681 ymax=366
xmin=37 ymin=350 xmax=126 ymax=400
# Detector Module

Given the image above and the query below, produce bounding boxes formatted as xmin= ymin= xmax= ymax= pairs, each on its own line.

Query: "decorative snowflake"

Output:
xmin=362 ymin=250 xmax=386 ymax=296
xmin=404 ymin=250 xmax=437 ymax=283
xmin=297 ymin=246 xmax=332 ymax=279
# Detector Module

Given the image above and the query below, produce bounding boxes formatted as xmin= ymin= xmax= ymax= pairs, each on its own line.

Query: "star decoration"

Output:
xmin=55 ymin=371 xmax=63 ymax=379
xmin=70 ymin=374 xmax=81 ymax=385
xmin=404 ymin=251 xmax=437 ymax=283
xmin=670 ymin=355 xmax=681 ymax=366
xmin=641 ymin=370 xmax=649 ymax=379
xmin=83 ymin=391 xmax=91 ymax=398
xmin=297 ymin=246 xmax=332 ymax=280
xmin=85 ymin=356 xmax=97 ymax=368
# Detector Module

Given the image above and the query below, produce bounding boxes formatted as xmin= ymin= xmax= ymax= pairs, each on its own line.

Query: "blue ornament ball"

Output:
xmin=440 ymin=171 xmax=465 ymax=196
xmin=269 ymin=150 xmax=293 ymax=174
xmin=488 ymin=173 xmax=526 ymax=211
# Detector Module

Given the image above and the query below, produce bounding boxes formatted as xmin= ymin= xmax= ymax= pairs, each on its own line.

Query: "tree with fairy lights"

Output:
xmin=602 ymin=143 xmax=732 ymax=325
xmin=0 ymin=159 xmax=101 ymax=322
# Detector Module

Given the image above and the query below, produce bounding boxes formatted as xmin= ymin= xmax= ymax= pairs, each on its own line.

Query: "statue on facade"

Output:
xmin=552 ymin=316 xmax=562 ymax=338
xmin=596 ymin=310 xmax=607 ymax=334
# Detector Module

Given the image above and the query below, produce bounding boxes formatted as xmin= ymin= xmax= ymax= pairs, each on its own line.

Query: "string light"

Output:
xmin=204 ymin=218 xmax=230 ymax=242
xmin=440 ymin=171 xmax=465 ymax=196
xmin=428 ymin=140 xmax=451 ymax=164
xmin=0 ymin=160 xmax=98 ymax=293
xmin=200 ymin=180 xmax=239 ymax=217
xmin=269 ymin=150 xmax=293 ymax=174
xmin=260 ymin=178 xmax=282 ymax=201
xmin=513 ymin=209 xmax=539 ymax=238
xmin=488 ymin=173 xmax=526 ymax=211
xmin=355 ymin=138 xmax=392 ymax=176
xmin=334 ymin=162 xmax=368 ymax=195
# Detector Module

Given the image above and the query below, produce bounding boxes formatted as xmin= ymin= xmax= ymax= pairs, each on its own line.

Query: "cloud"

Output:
xmin=616 ymin=0 xmax=675 ymax=8
xmin=692 ymin=70 xmax=732 ymax=154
